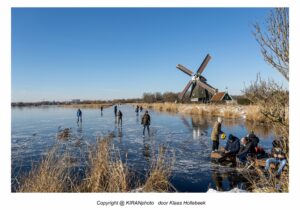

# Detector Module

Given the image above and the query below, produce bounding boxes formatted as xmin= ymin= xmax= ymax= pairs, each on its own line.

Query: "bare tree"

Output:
xmin=253 ymin=8 xmax=289 ymax=81
xmin=243 ymin=9 xmax=289 ymax=192
xmin=244 ymin=75 xmax=288 ymax=126
xmin=244 ymin=74 xmax=289 ymax=157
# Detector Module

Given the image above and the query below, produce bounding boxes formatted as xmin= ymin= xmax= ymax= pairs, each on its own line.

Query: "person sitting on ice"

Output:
xmin=247 ymin=130 xmax=260 ymax=148
xmin=236 ymin=137 xmax=255 ymax=163
xmin=265 ymin=138 xmax=287 ymax=178
xmin=218 ymin=134 xmax=240 ymax=164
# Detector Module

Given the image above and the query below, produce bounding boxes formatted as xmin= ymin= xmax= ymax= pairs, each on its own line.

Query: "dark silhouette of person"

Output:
xmin=141 ymin=110 xmax=151 ymax=136
xmin=77 ymin=109 xmax=82 ymax=123
xmin=114 ymin=105 xmax=118 ymax=117
xmin=135 ymin=105 xmax=139 ymax=116
xmin=117 ymin=110 xmax=123 ymax=126
xmin=218 ymin=134 xmax=240 ymax=164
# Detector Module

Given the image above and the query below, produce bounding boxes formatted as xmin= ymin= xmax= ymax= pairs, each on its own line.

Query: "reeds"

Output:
xmin=79 ymin=136 xmax=129 ymax=192
xmin=18 ymin=146 xmax=70 ymax=192
xmin=16 ymin=134 xmax=174 ymax=193
xmin=136 ymin=103 xmax=267 ymax=122
xmin=139 ymin=103 xmax=178 ymax=113
xmin=242 ymin=167 xmax=288 ymax=192
xmin=143 ymin=147 xmax=175 ymax=192
xmin=244 ymin=105 xmax=266 ymax=123
xmin=57 ymin=128 xmax=71 ymax=140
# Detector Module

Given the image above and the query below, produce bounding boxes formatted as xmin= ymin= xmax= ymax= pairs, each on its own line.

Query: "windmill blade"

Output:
xmin=176 ymin=64 xmax=194 ymax=76
xmin=179 ymin=80 xmax=193 ymax=100
xmin=189 ymin=82 xmax=196 ymax=98
xmin=196 ymin=54 xmax=211 ymax=75
xmin=196 ymin=80 xmax=216 ymax=95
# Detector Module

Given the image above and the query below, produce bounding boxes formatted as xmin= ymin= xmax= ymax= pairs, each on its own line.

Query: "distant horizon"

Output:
xmin=12 ymin=92 xmax=252 ymax=103
xmin=12 ymin=97 xmax=142 ymax=103
xmin=12 ymin=8 xmax=288 ymax=102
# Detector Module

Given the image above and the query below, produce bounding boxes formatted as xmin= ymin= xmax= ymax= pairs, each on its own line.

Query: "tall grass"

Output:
xmin=79 ymin=136 xmax=129 ymax=192
xmin=244 ymin=105 xmax=266 ymax=123
xmin=16 ymin=134 xmax=174 ymax=193
xmin=242 ymin=167 xmax=288 ymax=192
xmin=137 ymin=102 xmax=267 ymax=122
xmin=143 ymin=147 xmax=176 ymax=192
xmin=18 ymin=146 xmax=70 ymax=192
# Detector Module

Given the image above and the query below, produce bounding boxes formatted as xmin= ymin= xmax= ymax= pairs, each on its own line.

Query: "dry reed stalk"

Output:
xmin=79 ymin=135 xmax=129 ymax=192
xmin=18 ymin=146 xmax=70 ymax=192
xmin=242 ymin=167 xmax=288 ymax=192
xmin=142 ymin=147 xmax=175 ymax=192
xmin=245 ymin=105 xmax=266 ymax=122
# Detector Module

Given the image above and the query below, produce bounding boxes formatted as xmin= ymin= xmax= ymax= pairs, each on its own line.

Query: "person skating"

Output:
xmin=117 ymin=110 xmax=123 ymax=126
xmin=135 ymin=105 xmax=139 ymax=116
xmin=100 ymin=106 xmax=103 ymax=116
xmin=76 ymin=109 xmax=82 ymax=123
xmin=210 ymin=117 xmax=224 ymax=152
xmin=141 ymin=110 xmax=151 ymax=137
xmin=114 ymin=105 xmax=118 ymax=117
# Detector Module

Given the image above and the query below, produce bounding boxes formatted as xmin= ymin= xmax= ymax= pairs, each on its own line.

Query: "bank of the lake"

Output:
xmin=135 ymin=103 xmax=267 ymax=123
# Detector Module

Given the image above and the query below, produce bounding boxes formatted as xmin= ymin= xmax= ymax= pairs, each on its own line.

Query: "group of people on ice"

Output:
xmin=76 ymin=104 xmax=151 ymax=137
xmin=77 ymin=106 xmax=287 ymax=178
xmin=211 ymin=117 xmax=287 ymax=178
xmin=113 ymin=105 xmax=150 ymax=136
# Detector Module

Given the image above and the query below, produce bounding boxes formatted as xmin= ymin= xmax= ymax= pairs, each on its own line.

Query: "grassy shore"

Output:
xmin=16 ymin=134 xmax=174 ymax=193
xmin=136 ymin=102 xmax=266 ymax=123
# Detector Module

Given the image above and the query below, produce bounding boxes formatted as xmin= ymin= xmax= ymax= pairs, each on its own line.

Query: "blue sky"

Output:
xmin=12 ymin=8 xmax=288 ymax=102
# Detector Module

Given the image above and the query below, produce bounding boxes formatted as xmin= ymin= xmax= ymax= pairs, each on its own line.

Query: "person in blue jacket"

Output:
xmin=77 ymin=109 xmax=82 ymax=123
xmin=218 ymin=134 xmax=240 ymax=163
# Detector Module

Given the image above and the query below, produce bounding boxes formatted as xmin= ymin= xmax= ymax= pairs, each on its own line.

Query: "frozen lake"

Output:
xmin=11 ymin=104 xmax=274 ymax=192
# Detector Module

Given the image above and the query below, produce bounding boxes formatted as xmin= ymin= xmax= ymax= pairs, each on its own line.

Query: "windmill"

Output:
xmin=176 ymin=54 xmax=218 ymax=102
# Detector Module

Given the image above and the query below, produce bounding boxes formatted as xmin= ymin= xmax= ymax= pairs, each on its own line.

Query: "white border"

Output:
xmin=1 ymin=1 xmax=299 ymax=210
